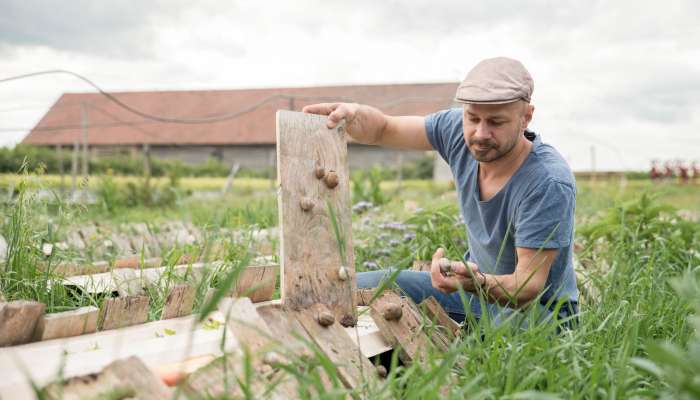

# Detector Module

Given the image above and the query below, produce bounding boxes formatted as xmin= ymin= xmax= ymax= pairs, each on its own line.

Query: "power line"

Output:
xmin=0 ymin=70 xmax=296 ymax=124
xmin=0 ymin=70 xmax=453 ymax=127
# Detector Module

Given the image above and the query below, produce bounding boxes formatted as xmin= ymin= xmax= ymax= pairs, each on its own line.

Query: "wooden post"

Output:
xmin=276 ymin=111 xmax=357 ymax=326
xmin=71 ymin=140 xmax=79 ymax=194
xmin=55 ymin=144 xmax=64 ymax=192
xmin=142 ymin=143 xmax=151 ymax=179
xmin=81 ymin=101 xmax=89 ymax=181
xmin=221 ymin=162 xmax=240 ymax=196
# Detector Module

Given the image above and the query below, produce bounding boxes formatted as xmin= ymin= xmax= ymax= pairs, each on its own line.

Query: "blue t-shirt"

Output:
xmin=425 ymin=108 xmax=578 ymax=304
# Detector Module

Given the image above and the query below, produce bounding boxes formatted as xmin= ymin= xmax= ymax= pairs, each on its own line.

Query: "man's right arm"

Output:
xmin=302 ymin=102 xmax=433 ymax=151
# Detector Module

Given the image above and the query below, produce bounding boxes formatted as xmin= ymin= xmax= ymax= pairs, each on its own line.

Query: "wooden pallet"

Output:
xmin=0 ymin=112 xmax=461 ymax=399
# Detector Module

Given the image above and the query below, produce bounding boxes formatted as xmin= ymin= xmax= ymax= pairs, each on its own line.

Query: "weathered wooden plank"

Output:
xmin=419 ymin=296 xmax=461 ymax=338
xmin=0 ymin=313 xmax=235 ymax=399
xmin=0 ymin=301 xmax=45 ymax=346
xmin=43 ymin=355 xmax=171 ymax=400
xmin=184 ymin=298 xmax=292 ymax=399
xmin=295 ymin=303 xmax=377 ymax=390
xmin=257 ymin=303 xmax=337 ymax=394
xmin=33 ymin=306 xmax=99 ymax=341
xmin=354 ymin=288 xmax=376 ymax=307
xmin=232 ymin=265 xmax=279 ymax=303
xmin=368 ymin=290 xmax=432 ymax=364
xmin=161 ymin=284 xmax=196 ymax=320
xmin=276 ymin=110 xmax=356 ymax=326
xmin=99 ymin=295 xmax=150 ymax=331
xmin=218 ymin=297 xmax=271 ymax=354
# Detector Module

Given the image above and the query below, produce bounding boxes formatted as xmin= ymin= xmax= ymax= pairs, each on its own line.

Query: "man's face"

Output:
xmin=462 ymin=101 xmax=533 ymax=162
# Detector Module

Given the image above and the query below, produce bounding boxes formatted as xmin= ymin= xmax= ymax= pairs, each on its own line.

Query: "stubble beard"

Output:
xmin=469 ymin=134 xmax=519 ymax=162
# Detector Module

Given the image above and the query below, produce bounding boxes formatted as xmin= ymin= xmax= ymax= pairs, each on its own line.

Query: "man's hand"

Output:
xmin=302 ymin=102 xmax=432 ymax=150
xmin=302 ymin=102 xmax=386 ymax=145
xmin=430 ymin=248 xmax=482 ymax=294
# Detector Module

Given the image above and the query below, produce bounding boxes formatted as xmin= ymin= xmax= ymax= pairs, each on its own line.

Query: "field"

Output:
xmin=0 ymin=172 xmax=699 ymax=399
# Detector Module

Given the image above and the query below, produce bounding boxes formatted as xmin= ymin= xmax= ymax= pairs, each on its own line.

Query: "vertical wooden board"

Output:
xmin=34 ymin=306 xmax=99 ymax=341
xmin=294 ymin=304 xmax=377 ymax=390
xmin=161 ymin=284 xmax=196 ymax=320
xmin=99 ymin=295 xmax=149 ymax=331
xmin=419 ymin=296 xmax=461 ymax=338
xmin=232 ymin=265 xmax=279 ymax=303
xmin=368 ymin=291 xmax=432 ymax=364
xmin=43 ymin=355 xmax=171 ymax=400
xmin=276 ymin=110 xmax=356 ymax=325
xmin=0 ymin=301 xmax=45 ymax=346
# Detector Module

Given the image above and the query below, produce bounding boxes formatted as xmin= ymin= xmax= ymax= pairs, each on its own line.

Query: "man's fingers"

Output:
xmin=326 ymin=107 xmax=349 ymax=129
xmin=301 ymin=103 xmax=339 ymax=116
xmin=432 ymin=248 xmax=445 ymax=262
xmin=430 ymin=248 xmax=446 ymax=290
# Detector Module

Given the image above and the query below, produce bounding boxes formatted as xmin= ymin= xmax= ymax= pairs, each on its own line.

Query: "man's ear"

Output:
xmin=521 ymin=103 xmax=534 ymax=131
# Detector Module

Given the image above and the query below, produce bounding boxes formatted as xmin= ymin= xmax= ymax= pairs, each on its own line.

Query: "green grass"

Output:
xmin=1 ymin=172 xmax=699 ymax=398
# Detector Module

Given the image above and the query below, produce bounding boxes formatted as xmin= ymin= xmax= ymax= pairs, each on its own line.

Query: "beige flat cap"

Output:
xmin=455 ymin=57 xmax=534 ymax=104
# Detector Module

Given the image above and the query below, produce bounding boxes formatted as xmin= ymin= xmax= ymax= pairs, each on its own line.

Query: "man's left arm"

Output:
xmin=431 ymin=178 xmax=575 ymax=307
xmin=430 ymin=246 xmax=557 ymax=308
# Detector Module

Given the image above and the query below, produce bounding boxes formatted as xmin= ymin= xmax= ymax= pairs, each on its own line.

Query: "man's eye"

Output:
xmin=469 ymin=118 xmax=479 ymax=124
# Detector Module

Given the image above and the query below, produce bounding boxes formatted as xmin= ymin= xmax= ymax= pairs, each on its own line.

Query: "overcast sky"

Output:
xmin=1 ymin=0 xmax=698 ymax=171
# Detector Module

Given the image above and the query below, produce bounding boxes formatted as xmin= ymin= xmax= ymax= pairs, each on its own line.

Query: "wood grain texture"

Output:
xmin=43 ymin=355 xmax=171 ymax=400
xmin=295 ymin=303 xmax=377 ymax=390
xmin=0 ymin=301 xmax=45 ymax=346
xmin=276 ymin=110 xmax=356 ymax=325
xmin=160 ymin=284 xmax=196 ymax=320
xmin=219 ymin=297 xmax=272 ymax=354
xmin=232 ymin=265 xmax=279 ymax=303
xmin=185 ymin=298 xmax=292 ymax=399
xmin=354 ymin=288 xmax=376 ymax=307
xmin=34 ymin=306 xmax=99 ymax=341
xmin=368 ymin=291 xmax=432 ymax=364
xmin=258 ymin=304 xmax=336 ymax=393
xmin=419 ymin=296 xmax=461 ymax=338
xmin=99 ymin=295 xmax=150 ymax=331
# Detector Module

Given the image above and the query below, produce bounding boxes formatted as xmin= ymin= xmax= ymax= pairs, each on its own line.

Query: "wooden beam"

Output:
xmin=99 ymin=295 xmax=150 ymax=331
xmin=276 ymin=110 xmax=356 ymax=325
xmin=368 ymin=290 xmax=432 ymax=364
xmin=160 ymin=284 xmax=196 ymax=320
xmin=0 ymin=312 xmax=235 ymax=399
xmin=43 ymin=355 xmax=172 ymax=400
xmin=0 ymin=301 xmax=45 ymax=346
xmin=419 ymin=296 xmax=461 ymax=338
xmin=294 ymin=303 xmax=377 ymax=390
xmin=33 ymin=306 xmax=99 ymax=341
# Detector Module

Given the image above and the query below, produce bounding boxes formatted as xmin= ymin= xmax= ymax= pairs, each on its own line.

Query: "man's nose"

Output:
xmin=474 ymin=121 xmax=490 ymax=139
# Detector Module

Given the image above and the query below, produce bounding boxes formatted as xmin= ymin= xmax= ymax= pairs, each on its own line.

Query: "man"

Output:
xmin=303 ymin=57 xmax=579 ymax=327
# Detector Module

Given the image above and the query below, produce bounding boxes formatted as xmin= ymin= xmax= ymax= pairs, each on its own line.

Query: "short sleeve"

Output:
xmin=514 ymin=179 xmax=576 ymax=249
xmin=425 ymin=108 xmax=464 ymax=164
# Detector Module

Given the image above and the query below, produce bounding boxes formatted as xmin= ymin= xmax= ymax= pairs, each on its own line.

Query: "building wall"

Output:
xmin=87 ymin=144 xmax=430 ymax=170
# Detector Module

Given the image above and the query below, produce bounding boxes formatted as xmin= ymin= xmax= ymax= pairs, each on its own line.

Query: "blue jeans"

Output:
xmin=357 ymin=270 xmax=578 ymax=328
